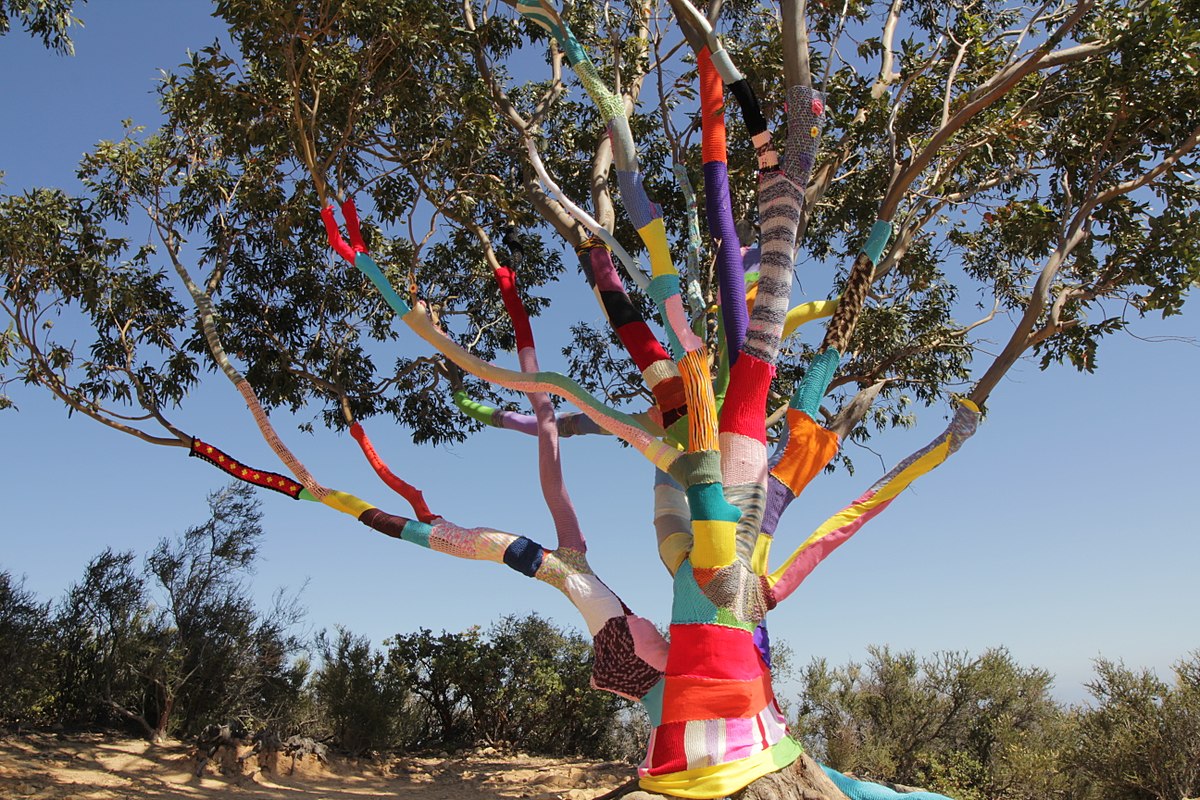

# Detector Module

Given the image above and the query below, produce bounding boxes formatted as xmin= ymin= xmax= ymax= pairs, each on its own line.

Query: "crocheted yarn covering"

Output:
xmin=592 ymin=614 xmax=666 ymax=700
xmin=822 ymin=766 xmax=954 ymax=800
xmin=349 ymin=422 xmax=436 ymax=522
xmin=189 ymin=437 xmax=304 ymax=498
xmin=769 ymin=401 xmax=980 ymax=604
xmin=639 ymin=621 xmax=800 ymax=798
xmin=699 ymin=48 xmax=748 ymax=363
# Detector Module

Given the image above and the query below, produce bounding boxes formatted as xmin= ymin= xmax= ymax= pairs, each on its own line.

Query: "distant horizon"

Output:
xmin=2 ymin=1 xmax=1196 ymax=710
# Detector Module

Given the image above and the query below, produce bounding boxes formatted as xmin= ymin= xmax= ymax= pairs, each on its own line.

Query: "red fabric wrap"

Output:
xmin=719 ymin=354 xmax=775 ymax=442
xmin=320 ymin=205 xmax=355 ymax=263
xmin=321 ymin=199 xmax=368 ymax=264
xmin=189 ymin=437 xmax=303 ymax=498
xmin=340 ymin=198 xmax=367 ymax=253
xmin=494 ymin=266 xmax=535 ymax=352
xmin=350 ymin=423 xmax=437 ymax=522
xmin=699 ymin=48 xmax=728 ymax=165
xmin=618 ymin=321 xmax=671 ymax=372
xmin=666 ymin=623 xmax=764 ymax=680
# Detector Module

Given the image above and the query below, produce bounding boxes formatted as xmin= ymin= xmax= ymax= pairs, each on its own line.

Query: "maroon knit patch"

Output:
xmin=592 ymin=615 xmax=663 ymax=700
xmin=189 ymin=437 xmax=303 ymax=498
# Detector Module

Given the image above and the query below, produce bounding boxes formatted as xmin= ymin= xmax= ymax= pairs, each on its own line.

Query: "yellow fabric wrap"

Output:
xmin=659 ymin=532 xmax=693 ymax=574
xmin=689 ymin=519 xmax=738 ymax=569
xmin=640 ymin=218 xmax=675 ymax=278
xmin=782 ymin=299 xmax=838 ymax=339
xmin=638 ymin=737 xmax=803 ymax=799
xmin=768 ymin=435 xmax=956 ymax=588
xmin=750 ymin=535 xmax=773 ymax=576
xmin=321 ymin=490 xmax=375 ymax=518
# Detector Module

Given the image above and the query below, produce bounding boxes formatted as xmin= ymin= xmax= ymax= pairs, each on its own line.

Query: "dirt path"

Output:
xmin=0 ymin=732 xmax=633 ymax=800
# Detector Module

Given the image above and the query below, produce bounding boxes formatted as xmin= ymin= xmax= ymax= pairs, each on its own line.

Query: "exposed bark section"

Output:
xmin=622 ymin=753 xmax=851 ymax=800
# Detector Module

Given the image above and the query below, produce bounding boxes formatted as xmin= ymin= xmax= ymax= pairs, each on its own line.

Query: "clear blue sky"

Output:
xmin=1 ymin=1 xmax=1196 ymax=705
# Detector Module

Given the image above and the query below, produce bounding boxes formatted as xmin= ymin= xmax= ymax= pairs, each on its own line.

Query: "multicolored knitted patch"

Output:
xmin=592 ymin=615 xmax=665 ymax=700
xmin=189 ymin=437 xmax=303 ymax=498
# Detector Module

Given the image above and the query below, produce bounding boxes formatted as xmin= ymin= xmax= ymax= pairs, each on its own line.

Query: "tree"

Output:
xmin=794 ymin=647 xmax=1070 ymax=799
xmin=1068 ymin=653 xmax=1200 ymax=800
xmin=0 ymin=0 xmax=83 ymax=54
xmin=313 ymin=626 xmax=411 ymax=754
xmin=53 ymin=485 xmax=306 ymax=742
xmin=0 ymin=570 xmax=54 ymax=724
xmin=2 ymin=0 xmax=1197 ymax=797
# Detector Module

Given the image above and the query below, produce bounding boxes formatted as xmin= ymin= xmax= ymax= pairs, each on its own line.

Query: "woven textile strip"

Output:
xmin=524 ymin=138 xmax=649 ymax=289
xmin=578 ymin=240 xmax=686 ymax=424
xmin=517 ymin=3 xmax=699 ymax=357
xmin=768 ymin=401 xmax=980 ymax=603
xmin=349 ymin=423 xmax=436 ymax=522
xmin=699 ymin=47 xmax=748 ymax=364
xmin=189 ymin=437 xmax=303 ymax=498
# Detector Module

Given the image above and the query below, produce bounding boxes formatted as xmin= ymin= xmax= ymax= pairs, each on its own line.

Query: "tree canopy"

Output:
xmin=1 ymin=1 xmax=1197 ymax=798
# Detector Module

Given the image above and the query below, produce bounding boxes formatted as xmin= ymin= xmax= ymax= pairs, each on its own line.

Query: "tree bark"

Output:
xmin=622 ymin=753 xmax=851 ymax=800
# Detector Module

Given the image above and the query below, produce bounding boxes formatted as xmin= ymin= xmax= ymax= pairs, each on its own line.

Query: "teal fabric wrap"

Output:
xmin=791 ymin=348 xmax=840 ymax=415
xmin=641 ymin=678 xmax=666 ymax=727
xmin=355 ymin=253 xmax=411 ymax=316
xmin=647 ymin=275 xmax=685 ymax=358
xmin=672 ymin=561 xmax=721 ymax=624
xmin=401 ymin=520 xmax=432 ymax=548
xmin=561 ymin=28 xmax=586 ymax=66
xmin=863 ymin=219 xmax=893 ymax=265
xmin=821 ymin=766 xmax=955 ymax=800
xmin=647 ymin=274 xmax=681 ymax=303
xmin=687 ymin=482 xmax=741 ymax=523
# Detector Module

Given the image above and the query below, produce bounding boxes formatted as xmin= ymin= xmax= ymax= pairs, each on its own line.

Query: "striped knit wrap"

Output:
xmin=635 ymin=344 xmax=800 ymax=797
xmin=671 ymin=163 xmax=706 ymax=315
xmin=453 ymin=392 xmax=613 ymax=439
xmin=525 ymin=137 xmax=649 ymax=290
xmin=579 ymin=241 xmax=686 ymax=423
xmin=699 ymin=48 xmax=748 ymax=365
xmin=742 ymin=87 xmax=825 ymax=366
xmin=744 ymin=171 xmax=804 ymax=365
xmin=500 ymin=262 xmax=674 ymax=696
xmin=495 ymin=265 xmax=587 ymax=552
xmin=523 ymin=7 xmax=699 ymax=360
xmin=769 ymin=401 xmax=981 ymax=604
xmin=784 ymin=86 xmax=825 ymax=185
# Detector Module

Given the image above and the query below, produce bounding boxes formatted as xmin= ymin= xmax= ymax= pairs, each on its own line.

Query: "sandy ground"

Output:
xmin=0 ymin=732 xmax=634 ymax=800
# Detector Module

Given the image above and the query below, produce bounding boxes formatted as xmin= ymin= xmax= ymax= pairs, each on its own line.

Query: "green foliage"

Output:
xmin=0 ymin=0 xmax=83 ymax=54
xmin=382 ymin=614 xmax=636 ymax=758
xmin=1068 ymin=653 xmax=1200 ymax=800
xmin=0 ymin=570 xmax=54 ymax=723
xmin=794 ymin=646 xmax=1069 ymax=799
xmin=5 ymin=0 xmax=1197 ymax=450
xmin=309 ymin=613 xmax=640 ymax=759
xmin=312 ymin=626 xmax=412 ymax=754
xmin=50 ymin=484 xmax=306 ymax=741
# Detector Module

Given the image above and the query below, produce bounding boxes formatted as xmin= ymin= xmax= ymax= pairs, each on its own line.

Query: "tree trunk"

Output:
xmin=623 ymin=753 xmax=850 ymax=800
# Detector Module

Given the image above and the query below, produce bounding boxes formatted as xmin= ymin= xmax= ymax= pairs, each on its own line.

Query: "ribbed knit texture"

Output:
xmin=700 ymin=49 xmax=748 ymax=365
